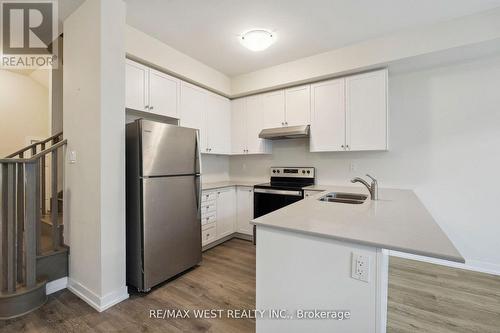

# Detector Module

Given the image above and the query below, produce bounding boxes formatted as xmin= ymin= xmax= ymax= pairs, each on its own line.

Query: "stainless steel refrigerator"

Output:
xmin=126 ymin=119 xmax=202 ymax=292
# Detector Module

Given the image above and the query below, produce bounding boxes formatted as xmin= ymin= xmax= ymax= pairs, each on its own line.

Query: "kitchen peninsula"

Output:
xmin=252 ymin=185 xmax=463 ymax=333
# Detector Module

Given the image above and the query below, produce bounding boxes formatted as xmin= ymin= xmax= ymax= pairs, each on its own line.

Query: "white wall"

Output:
xmin=201 ymin=155 xmax=230 ymax=183
xmin=64 ymin=0 xmax=128 ymax=311
xmin=230 ymin=56 xmax=500 ymax=272
xmin=126 ymin=25 xmax=231 ymax=96
xmin=0 ymin=69 xmax=49 ymax=156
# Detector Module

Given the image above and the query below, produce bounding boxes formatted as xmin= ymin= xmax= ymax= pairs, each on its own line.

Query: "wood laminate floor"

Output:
xmin=1 ymin=239 xmax=499 ymax=332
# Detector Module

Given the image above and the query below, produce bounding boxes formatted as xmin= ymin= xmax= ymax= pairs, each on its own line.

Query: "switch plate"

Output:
xmin=69 ymin=150 xmax=77 ymax=164
xmin=351 ymin=253 xmax=370 ymax=282
xmin=349 ymin=162 xmax=357 ymax=172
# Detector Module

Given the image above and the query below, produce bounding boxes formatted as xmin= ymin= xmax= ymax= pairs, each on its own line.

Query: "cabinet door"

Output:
xmin=206 ymin=93 xmax=231 ymax=154
xmin=149 ymin=69 xmax=179 ymax=119
xmin=285 ymin=85 xmax=310 ymax=126
xmin=231 ymin=98 xmax=247 ymax=154
xmin=125 ymin=60 xmax=148 ymax=112
xmin=262 ymin=90 xmax=285 ymax=128
xmin=216 ymin=187 xmax=236 ymax=239
xmin=180 ymin=82 xmax=207 ymax=151
xmin=246 ymin=95 xmax=270 ymax=154
xmin=346 ymin=70 xmax=388 ymax=151
xmin=237 ymin=186 xmax=254 ymax=235
xmin=310 ymin=78 xmax=346 ymax=152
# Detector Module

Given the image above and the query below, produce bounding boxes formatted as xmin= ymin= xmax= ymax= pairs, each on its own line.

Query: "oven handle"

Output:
xmin=254 ymin=188 xmax=303 ymax=196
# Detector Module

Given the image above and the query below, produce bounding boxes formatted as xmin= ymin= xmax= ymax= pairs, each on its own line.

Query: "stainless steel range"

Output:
xmin=253 ymin=167 xmax=315 ymax=242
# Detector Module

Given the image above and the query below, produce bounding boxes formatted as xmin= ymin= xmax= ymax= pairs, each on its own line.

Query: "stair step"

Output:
xmin=0 ymin=280 xmax=47 ymax=320
xmin=37 ymin=247 xmax=68 ymax=282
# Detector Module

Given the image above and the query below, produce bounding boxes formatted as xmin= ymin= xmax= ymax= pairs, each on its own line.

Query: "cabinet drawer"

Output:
xmin=202 ymin=224 xmax=216 ymax=245
xmin=201 ymin=212 xmax=216 ymax=225
xmin=202 ymin=192 xmax=216 ymax=203
xmin=201 ymin=201 xmax=216 ymax=214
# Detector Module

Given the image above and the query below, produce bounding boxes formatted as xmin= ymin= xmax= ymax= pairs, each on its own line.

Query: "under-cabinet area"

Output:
xmin=126 ymin=58 xmax=388 ymax=155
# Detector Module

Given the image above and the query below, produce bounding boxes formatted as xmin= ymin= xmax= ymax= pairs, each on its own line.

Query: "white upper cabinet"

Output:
xmin=310 ymin=69 xmax=388 ymax=152
xmin=126 ymin=59 xmax=180 ymax=118
xmin=148 ymin=69 xmax=180 ymax=119
xmin=206 ymin=93 xmax=231 ymax=154
xmin=310 ymin=78 xmax=346 ymax=152
xmin=216 ymin=187 xmax=236 ymax=239
xmin=285 ymin=85 xmax=311 ymax=126
xmin=346 ymin=70 xmax=388 ymax=151
xmin=245 ymin=95 xmax=271 ymax=154
xmin=180 ymin=82 xmax=207 ymax=151
xmin=125 ymin=60 xmax=148 ymax=112
xmin=262 ymin=90 xmax=285 ymax=128
xmin=231 ymin=98 xmax=247 ymax=154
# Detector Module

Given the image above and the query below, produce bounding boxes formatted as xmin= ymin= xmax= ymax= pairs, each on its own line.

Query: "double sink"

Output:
xmin=319 ymin=192 xmax=368 ymax=204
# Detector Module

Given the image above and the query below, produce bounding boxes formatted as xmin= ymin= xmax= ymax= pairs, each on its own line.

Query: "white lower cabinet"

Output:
xmin=201 ymin=185 xmax=254 ymax=247
xmin=236 ymin=186 xmax=254 ymax=235
xmin=216 ymin=187 xmax=236 ymax=239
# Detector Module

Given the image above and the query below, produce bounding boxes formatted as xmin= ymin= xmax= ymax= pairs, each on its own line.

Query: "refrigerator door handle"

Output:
xmin=195 ymin=130 xmax=202 ymax=175
xmin=195 ymin=130 xmax=202 ymax=219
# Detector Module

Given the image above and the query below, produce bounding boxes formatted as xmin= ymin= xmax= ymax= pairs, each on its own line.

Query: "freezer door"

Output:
xmin=141 ymin=119 xmax=199 ymax=176
xmin=142 ymin=175 xmax=202 ymax=289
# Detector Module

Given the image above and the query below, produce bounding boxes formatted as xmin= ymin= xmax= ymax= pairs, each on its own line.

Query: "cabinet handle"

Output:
xmin=145 ymin=105 xmax=149 ymax=109
xmin=149 ymin=106 xmax=154 ymax=110
xmin=346 ymin=145 xmax=350 ymax=150
xmin=285 ymin=122 xmax=288 ymax=125
xmin=341 ymin=145 xmax=345 ymax=150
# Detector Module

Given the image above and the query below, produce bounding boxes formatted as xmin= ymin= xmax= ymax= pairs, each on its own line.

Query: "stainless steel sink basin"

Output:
xmin=318 ymin=192 xmax=368 ymax=204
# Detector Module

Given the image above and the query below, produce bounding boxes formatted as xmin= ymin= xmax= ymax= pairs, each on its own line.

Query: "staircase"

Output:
xmin=0 ymin=133 xmax=67 ymax=319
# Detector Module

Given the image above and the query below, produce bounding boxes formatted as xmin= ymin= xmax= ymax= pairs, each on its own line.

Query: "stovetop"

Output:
xmin=254 ymin=167 xmax=316 ymax=191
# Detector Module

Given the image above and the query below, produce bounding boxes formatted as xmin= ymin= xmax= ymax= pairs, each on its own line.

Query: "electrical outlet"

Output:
xmin=349 ymin=162 xmax=357 ymax=172
xmin=351 ymin=253 xmax=370 ymax=282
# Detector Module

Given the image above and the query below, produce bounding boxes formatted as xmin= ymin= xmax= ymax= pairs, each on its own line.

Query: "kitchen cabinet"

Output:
xmin=310 ymin=78 xmax=346 ymax=152
xmin=148 ymin=68 xmax=179 ymax=118
xmin=285 ymin=85 xmax=310 ymax=126
xmin=206 ymin=93 xmax=231 ymax=154
xmin=180 ymin=82 xmax=207 ymax=151
xmin=346 ymin=70 xmax=388 ymax=151
xmin=181 ymin=83 xmax=231 ymax=155
xmin=236 ymin=186 xmax=254 ymax=235
xmin=216 ymin=187 xmax=236 ymax=239
xmin=231 ymin=98 xmax=247 ymax=154
xmin=261 ymin=86 xmax=311 ymax=128
xmin=125 ymin=59 xmax=180 ymax=118
xmin=310 ymin=69 xmax=387 ymax=152
xmin=125 ymin=60 xmax=148 ymax=112
xmin=262 ymin=90 xmax=285 ymax=128
xmin=230 ymin=97 xmax=271 ymax=155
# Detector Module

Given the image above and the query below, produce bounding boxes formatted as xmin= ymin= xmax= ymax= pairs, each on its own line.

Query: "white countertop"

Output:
xmin=252 ymin=185 xmax=464 ymax=263
xmin=202 ymin=180 xmax=261 ymax=190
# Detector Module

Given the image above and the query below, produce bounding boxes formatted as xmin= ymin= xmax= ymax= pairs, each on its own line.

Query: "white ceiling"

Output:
xmin=61 ymin=0 xmax=500 ymax=76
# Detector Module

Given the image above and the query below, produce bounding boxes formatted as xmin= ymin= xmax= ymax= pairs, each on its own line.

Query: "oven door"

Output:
xmin=253 ymin=188 xmax=304 ymax=218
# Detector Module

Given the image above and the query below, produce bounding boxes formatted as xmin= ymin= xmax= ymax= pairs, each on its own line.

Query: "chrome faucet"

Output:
xmin=351 ymin=174 xmax=378 ymax=200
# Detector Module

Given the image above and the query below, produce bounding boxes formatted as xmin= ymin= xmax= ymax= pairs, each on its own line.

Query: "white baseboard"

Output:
xmin=68 ymin=278 xmax=129 ymax=312
xmin=389 ymin=251 xmax=500 ymax=276
xmin=46 ymin=277 xmax=68 ymax=295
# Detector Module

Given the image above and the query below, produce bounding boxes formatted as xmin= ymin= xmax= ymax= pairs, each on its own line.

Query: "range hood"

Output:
xmin=258 ymin=125 xmax=310 ymax=140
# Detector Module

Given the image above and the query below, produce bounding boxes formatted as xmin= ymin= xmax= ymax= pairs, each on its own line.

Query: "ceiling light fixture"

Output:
xmin=239 ymin=29 xmax=275 ymax=52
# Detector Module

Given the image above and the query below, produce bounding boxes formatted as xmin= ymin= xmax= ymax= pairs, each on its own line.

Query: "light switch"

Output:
xmin=69 ymin=150 xmax=77 ymax=164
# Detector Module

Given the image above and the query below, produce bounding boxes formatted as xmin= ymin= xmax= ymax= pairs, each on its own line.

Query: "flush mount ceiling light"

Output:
xmin=239 ymin=29 xmax=276 ymax=52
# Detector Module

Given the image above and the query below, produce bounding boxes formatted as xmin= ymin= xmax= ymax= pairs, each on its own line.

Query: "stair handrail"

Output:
xmin=0 ymin=140 xmax=67 ymax=164
xmin=5 ymin=132 xmax=63 ymax=158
